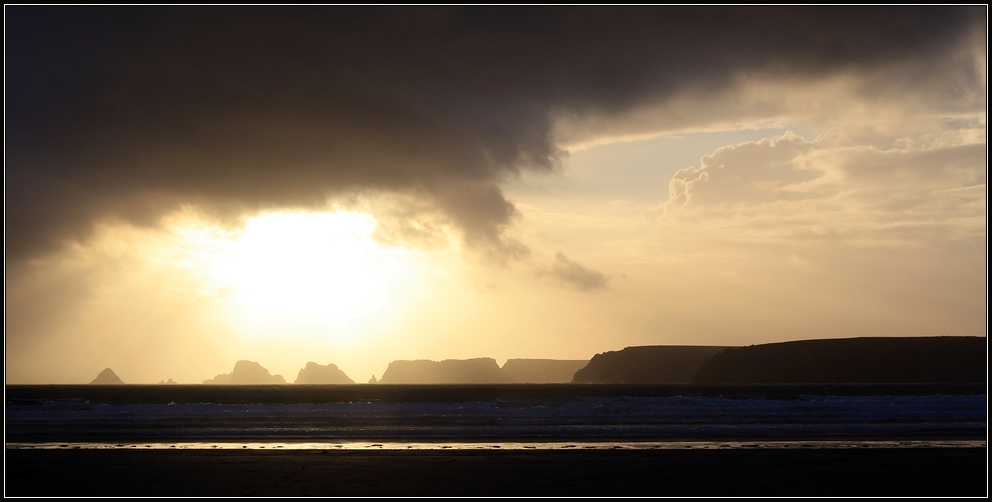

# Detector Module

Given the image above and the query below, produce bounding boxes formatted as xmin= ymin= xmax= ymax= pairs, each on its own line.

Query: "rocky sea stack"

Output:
xmin=203 ymin=360 xmax=286 ymax=384
xmin=293 ymin=362 xmax=355 ymax=384
xmin=379 ymin=358 xmax=511 ymax=384
xmin=89 ymin=368 xmax=124 ymax=385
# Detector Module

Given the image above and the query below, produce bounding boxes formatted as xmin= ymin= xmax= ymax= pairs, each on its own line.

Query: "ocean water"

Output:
xmin=8 ymin=440 xmax=985 ymax=451
xmin=5 ymin=384 xmax=986 ymax=448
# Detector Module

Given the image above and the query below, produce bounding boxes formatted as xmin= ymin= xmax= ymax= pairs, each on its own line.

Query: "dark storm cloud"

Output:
xmin=5 ymin=6 xmax=984 ymax=260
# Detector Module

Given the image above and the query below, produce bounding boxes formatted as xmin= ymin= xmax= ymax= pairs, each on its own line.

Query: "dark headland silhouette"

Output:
xmin=89 ymin=368 xmax=124 ymax=385
xmin=501 ymin=359 xmax=589 ymax=383
xmin=294 ymin=362 xmax=355 ymax=384
xmin=691 ymin=336 xmax=987 ymax=384
xmin=572 ymin=346 xmax=729 ymax=384
xmin=203 ymin=360 xmax=287 ymax=384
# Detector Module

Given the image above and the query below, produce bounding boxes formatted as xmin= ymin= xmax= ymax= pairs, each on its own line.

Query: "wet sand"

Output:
xmin=5 ymin=447 xmax=987 ymax=496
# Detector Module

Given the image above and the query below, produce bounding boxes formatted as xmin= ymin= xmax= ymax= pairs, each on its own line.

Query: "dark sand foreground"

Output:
xmin=5 ymin=447 xmax=987 ymax=497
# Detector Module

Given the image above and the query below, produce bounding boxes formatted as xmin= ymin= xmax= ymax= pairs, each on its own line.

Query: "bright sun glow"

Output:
xmin=178 ymin=211 xmax=422 ymax=334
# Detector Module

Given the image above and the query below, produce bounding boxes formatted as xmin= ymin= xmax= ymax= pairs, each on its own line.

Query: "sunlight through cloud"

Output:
xmin=182 ymin=211 xmax=422 ymax=335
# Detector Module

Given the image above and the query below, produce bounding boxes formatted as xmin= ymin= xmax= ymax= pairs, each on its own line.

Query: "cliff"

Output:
xmin=572 ymin=346 xmax=729 ymax=383
xmin=500 ymin=359 xmax=589 ymax=383
xmin=293 ymin=362 xmax=355 ymax=384
xmin=202 ymin=360 xmax=287 ymax=384
xmin=691 ymin=336 xmax=987 ymax=384
xmin=379 ymin=358 xmax=512 ymax=384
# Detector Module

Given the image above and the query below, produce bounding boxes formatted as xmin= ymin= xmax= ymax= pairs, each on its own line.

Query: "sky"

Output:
xmin=5 ymin=6 xmax=987 ymax=384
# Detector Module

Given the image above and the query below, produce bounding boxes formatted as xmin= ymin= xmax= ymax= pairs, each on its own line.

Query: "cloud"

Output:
xmin=645 ymin=123 xmax=986 ymax=248
xmin=538 ymin=253 xmax=609 ymax=292
xmin=664 ymin=132 xmax=822 ymax=208
xmin=5 ymin=6 xmax=985 ymax=262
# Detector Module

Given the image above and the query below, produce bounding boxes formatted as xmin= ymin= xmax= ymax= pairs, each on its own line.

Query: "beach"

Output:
xmin=6 ymin=447 xmax=987 ymax=496
xmin=5 ymin=383 xmax=986 ymax=496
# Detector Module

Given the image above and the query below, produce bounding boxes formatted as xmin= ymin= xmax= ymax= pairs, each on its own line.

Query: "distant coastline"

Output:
xmin=82 ymin=336 xmax=986 ymax=386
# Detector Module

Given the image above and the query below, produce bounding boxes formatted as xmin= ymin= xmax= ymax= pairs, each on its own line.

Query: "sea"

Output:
xmin=5 ymin=383 xmax=986 ymax=451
